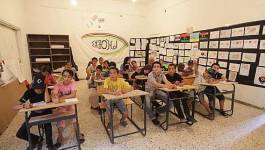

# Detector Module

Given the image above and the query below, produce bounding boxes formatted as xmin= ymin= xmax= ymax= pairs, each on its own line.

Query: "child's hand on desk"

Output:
xmin=13 ymin=105 xmax=23 ymax=110
xmin=165 ymin=84 xmax=175 ymax=89
xmin=113 ymin=91 xmax=122 ymax=96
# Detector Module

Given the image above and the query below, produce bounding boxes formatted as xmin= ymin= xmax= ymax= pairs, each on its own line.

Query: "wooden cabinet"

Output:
xmin=27 ymin=34 xmax=72 ymax=77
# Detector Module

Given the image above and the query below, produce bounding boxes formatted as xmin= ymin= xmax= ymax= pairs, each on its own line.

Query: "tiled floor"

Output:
xmin=0 ymin=80 xmax=265 ymax=150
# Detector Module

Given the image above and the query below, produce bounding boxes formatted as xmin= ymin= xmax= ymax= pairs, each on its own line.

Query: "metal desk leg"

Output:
xmin=191 ymin=90 xmax=196 ymax=119
xmin=144 ymin=95 xmax=146 ymax=135
xmin=213 ymin=87 xmax=216 ymax=120
xmin=160 ymin=92 xmax=170 ymax=131
xmin=25 ymin=112 xmax=33 ymax=150
xmin=231 ymin=84 xmax=235 ymax=115
xmin=74 ymin=104 xmax=81 ymax=150
xmin=110 ymin=103 xmax=114 ymax=144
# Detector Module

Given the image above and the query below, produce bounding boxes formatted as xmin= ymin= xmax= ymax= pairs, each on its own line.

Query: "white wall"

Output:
xmin=23 ymin=0 xmax=149 ymax=78
xmin=0 ymin=0 xmax=31 ymax=82
xmin=145 ymin=0 xmax=265 ymax=108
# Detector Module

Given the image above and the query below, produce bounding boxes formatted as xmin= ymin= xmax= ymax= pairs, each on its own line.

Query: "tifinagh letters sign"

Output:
xmin=82 ymin=33 xmax=128 ymax=54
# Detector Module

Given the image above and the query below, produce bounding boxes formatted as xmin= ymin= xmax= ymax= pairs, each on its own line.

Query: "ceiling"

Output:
xmin=111 ymin=0 xmax=156 ymax=4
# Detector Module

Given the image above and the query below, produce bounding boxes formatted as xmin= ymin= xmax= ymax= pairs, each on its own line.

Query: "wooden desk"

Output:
xmin=198 ymin=81 xmax=236 ymax=119
xmin=158 ymin=85 xmax=197 ymax=131
xmin=135 ymin=75 xmax=148 ymax=80
xmin=19 ymin=98 xmax=81 ymax=150
xmin=101 ymin=90 xmax=149 ymax=144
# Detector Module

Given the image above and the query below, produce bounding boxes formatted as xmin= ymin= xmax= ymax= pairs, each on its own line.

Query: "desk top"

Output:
xmin=102 ymin=90 xmax=149 ymax=101
xmin=135 ymin=75 xmax=148 ymax=80
xmin=199 ymin=81 xmax=236 ymax=87
xmin=47 ymin=86 xmax=54 ymax=89
xmin=94 ymin=79 xmax=105 ymax=83
xmin=19 ymin=98 xmax=79 ymax=113
xmin=159 ymin=85 xmax=196 ymax=92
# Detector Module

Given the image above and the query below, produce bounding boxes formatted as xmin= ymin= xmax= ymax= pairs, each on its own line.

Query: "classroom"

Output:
xmin=0 ymin=0 xmax=265 ymax=149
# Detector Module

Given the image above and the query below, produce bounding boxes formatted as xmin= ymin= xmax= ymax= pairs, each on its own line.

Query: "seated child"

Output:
xmin=165 ymin=64 xmax=194 ymax=124
xmin=131 ymin=65 xmax=152 ymax=90
xmin=15 ymin=74 xmax=55 ymax=150
xmin=88 ymin=65 xmax=104 ymax=88
xmin=203 ymin=63 xmax=228 ymax=117
xmin=146 ymin=61 xmax=175 ymax=125
xmin=102 ymin=60 xmax=110 ymax=77
xmin=52 ymin=69 xmax=84 ymax=148
xmin=183 ymin=60 xmax=195 ymax=76
xmin=103 ymin=67 xmax=133 ymax=129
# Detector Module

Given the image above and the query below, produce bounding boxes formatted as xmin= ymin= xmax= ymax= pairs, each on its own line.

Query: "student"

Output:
xmin=41 ymin=65 xmax=57 ymax=86
xmin=64 ymin=62 xmax=79 ymax=81
xmin=86 ymin=57 xmax=98 ymax=80
xmin=15 ymin=74 xmax=55 ymax=150
xmin=131 ymin=60 xmax=139 ymax=72
xmin=183 ymin=60 xmax=195 ymax=76
xmin=165 ymin=64 xmax=194 ymax=124
xmin=177 ymin=63 xmax=185 ymax=76
xmin=203 ymin=63 xmax=228 ymax=117
xmin=120 ymin=57 xmax=132 ymax=80
xmin=88 ymin=65 xmax=105 ymax=88
xmin=109 ymin=61 xmax=117 ymax=68
xmin=131 ymin=65 xmax=152 ymax=89
xmin=103 ymin=67 xmax=133 ymax=129
xmin=52 ymin=69 xmax=84 ymax=148
xmin=146 ymin=61 xmax=175 ymax=125
xmin=102 ymin=60 xmax=110 ymax=77
xmin=99 ymin=57 xmax=104 ymax=67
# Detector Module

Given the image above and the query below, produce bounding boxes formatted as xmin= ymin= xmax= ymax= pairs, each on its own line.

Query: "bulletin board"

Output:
xmin=129 ymin=20 xmax=265 ymax=88
xmin=129 ymin=38 xmax=148 ymax=67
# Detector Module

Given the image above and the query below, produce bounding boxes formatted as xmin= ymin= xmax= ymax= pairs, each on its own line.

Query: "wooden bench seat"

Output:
xmin=99 ymin=98 xmax=134 ymax=109
xmin=29 ymin=111 xmax=75 ymax=126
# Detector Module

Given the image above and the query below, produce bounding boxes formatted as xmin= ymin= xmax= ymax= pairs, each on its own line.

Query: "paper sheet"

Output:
xmin=239 ymin=63 xmax=251 ymax=76
xmin=165 ymin=56 xmax=173 ymax=62
xmin=200 ymin=50 xmax=208 ymax=57
xmin=209 ymin=41 xmax=219 ymax=49
xmin=207 ymin=59 xmax=216 ymax=66
xmin=135 ymin=51 xmax=145 ymax=57
xmin=135 ymin=39 xmax=141 ymax=50
xmin=175 ymin=35 xmax=181 ymax=41
xmin=178 ymin=50 xmax=185 ymax=56
xmin=65 ymin=98 xmax=78 ymax=103
xmin=173 ymin=50 xmax=178 ymax=56
xmin=200 ymin=42 xmax=208 ymax=49
xmin=167 ymin=49 xmax=174 ymax=56
xmin=218 ymin=61 xmax=228 ymax=68
xmin=190 ymin=32 xmax=200 ymax=42
xmin=130 ymin=39 xmax=136 ymax=44
xmin=218 ymin=51 xmax=229 ymax=60
xmin=244 ymin=25 xmax=260 ymax=36
xmin=199 ymin=58 xmax=207 ymax=66
xmin=259 ymin=53 xmax=265 ymax=66
xmin=159 ymin=55 xmax=164 ymax=60
xmin=160 ymin=42 xmax=165 ymax=48
xmin=219 ymin=69 xmax=227 ymax=77
xmin=263 ymin=26 xmax=265 ymax=35
xmin=32 ymin=101 xmax=46 ymax=107
xmin=219 ymin=40 xmax=231 ymax=49
xmin=170 ymin=35 xmax=175 ymax=42
xmin=198 ymin=65 xmax=206 ymax=73
xmin=192 ymin=43 xmax=199 ymax=50
xmin=185 ymin=50 xmax=191 ymax=57
xmin=242 ymin=53 xmax=257 ymax=62
xmin=173 ymin=56 xmax=177 ymax=64
xmin=156 ymin=38 xmax=160 ymax=45
xmin=178 ymin=57 xmax=184 ymax=63
xmin=184 ymin=57 xmax=191 ymax=63
xmin=228 ymin=71 xmax=237 ymax=82
xmin=259 ymin=40 xmax=265 ymax=50
xmin=161 ymin=48 xmax=167 ymax=55
xmin=130 ymin=45 xmax=135 ymax=50
xmin=184 ymin=43 xmax=192 ymax=49
xmin=150 ymin=38 xmax=156 ymax=44
xmin=254 ymin=67 xmax=265 ymax=86
xmin=232 ymin=27 xmax=244 ymax=37
xmin=208 ymin=51 xmax=218 ymax=58
xmin=229 ymin=52 xmax=242 ymax=60
xmin=229 ymin=63 xmax=240 ymax=72
xmin=220 ymin=29 xmax=231 ymax=38
xmin=231 ymin=40 xmax=244 ymax=49
xmin=173 ymin=43 xmax=179 ymax=49
xmin=179 ymin=43 xmax=185 ymax=49
xmin=210 ymin=31 xmax=220 ymax=39
xmin=129 ymin=51 xmax=134 ymax=56
xmin=166 ymin=36 xmax=170 ymax=43
xmin=243 ymin=39 xmax=259 ymax=49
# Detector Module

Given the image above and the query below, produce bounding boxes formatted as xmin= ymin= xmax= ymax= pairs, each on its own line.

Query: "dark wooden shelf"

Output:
xmin=27 ymin=34 xmax=72 ymax=78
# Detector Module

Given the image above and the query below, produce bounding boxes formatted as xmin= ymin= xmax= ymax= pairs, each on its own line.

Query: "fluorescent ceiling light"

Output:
xmin=70 ymin=0 xmax=78 ymax=6
xmin=132 ymin=0 xmax=137 ymax=2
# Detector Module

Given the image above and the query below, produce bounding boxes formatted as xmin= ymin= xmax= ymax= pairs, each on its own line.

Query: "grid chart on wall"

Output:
xmin=129 ymin=20 xmax=265 ymax=88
